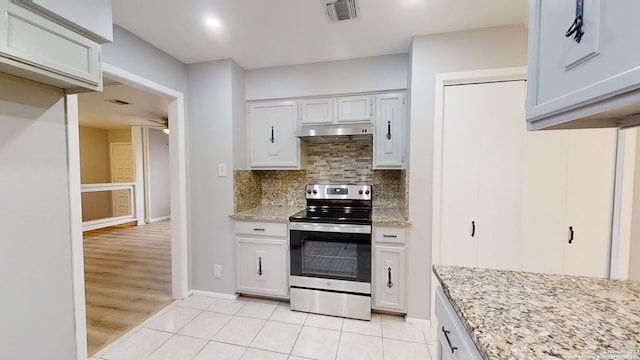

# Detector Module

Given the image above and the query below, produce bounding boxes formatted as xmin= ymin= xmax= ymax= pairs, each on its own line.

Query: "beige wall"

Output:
xmin=79 ymin=126 xmax=110 ymax=183
xmin=407 ymin=25 xmax=528 ymax=319
xmin=108 ymin=128 xmax=131 ymax=143
xmin=79 ymin=126 xmax=111 ymax=220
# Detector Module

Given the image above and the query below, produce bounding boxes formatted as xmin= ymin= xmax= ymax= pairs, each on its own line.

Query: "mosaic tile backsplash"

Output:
xmin=233 ymin=138 xmax=408 ymax=217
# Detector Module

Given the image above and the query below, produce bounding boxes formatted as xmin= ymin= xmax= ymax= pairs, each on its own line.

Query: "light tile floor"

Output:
xmin=91 ymin=295 xmax=437 ymax=360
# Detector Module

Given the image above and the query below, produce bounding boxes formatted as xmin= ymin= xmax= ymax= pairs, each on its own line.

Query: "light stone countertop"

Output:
xmin=432 ymin=265 xmax=640 ymax=360
xmin=372 ymin=207 xmax=410 ymax=226
xmin=230 ymin=205 xmax=410 ymax=225
xmin=229 ymin=205 xmax=304 ymax=222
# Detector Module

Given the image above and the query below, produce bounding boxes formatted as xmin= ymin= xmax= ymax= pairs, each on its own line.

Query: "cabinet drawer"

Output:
xmin=235 ymin=221 xmax=288 ymax=237
xmin=373 ymin=226 xmax=405 ymax=244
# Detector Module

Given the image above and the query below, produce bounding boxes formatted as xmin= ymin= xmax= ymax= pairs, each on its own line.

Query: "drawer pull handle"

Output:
xmin=257 ymin=257 xmax=263 ymax=276
xmin=442 ymin=326 xmax=458 ymax=354
xmin=387 ymin=267 xmax=393 ymax=288
xmin=471 ymin=221 xmax=475 ymax=237
xmin=253 ymin=228 xmax=265 ymax=232
xmin=383 ymin=234 xmax=398 ymax=238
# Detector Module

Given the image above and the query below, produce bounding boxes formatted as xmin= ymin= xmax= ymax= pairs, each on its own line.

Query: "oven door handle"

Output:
xmin=289 ymin=222 xmax=371 ymax=234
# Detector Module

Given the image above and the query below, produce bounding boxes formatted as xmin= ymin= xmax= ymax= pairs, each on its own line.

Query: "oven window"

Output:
xmin=290 ymin=230 xmax=371 ymax=282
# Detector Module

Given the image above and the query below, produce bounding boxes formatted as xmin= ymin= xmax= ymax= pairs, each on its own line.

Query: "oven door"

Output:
xmin=289 ymin=222 xmax=371 ymax=283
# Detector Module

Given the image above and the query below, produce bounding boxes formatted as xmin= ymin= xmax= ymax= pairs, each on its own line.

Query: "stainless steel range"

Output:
xmin=289 ymin=184 xmax=372 ymax=320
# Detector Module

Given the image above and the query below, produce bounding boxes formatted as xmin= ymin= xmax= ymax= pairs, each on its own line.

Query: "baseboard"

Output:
xmin=148 ymin=215 xmax=171 ymax=223
xmin=189 ymin=289 xmax=238 ymax=300
xmin=406 ymin=317 xmax=431 ymax=327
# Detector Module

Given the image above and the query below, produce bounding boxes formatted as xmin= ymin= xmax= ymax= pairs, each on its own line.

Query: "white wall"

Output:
xmin=147 ymin=128 xmax=171 ymax=220
xmin=245 ymin=53 xmax=408 ymax=100
xmin=102 ymin=25 xmax=188 ymax=94
xmin=407 ymin=25 xmax=528 ymax=319
xmin=630 ymin=135 xmax=640 ymax=281
xmin=187 ymin=59 xmax=243 ymax=293
xmin=0 ymin=74 xmax=77 ymax=359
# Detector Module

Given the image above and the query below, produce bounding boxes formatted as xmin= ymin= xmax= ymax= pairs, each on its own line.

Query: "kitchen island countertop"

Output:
xmin=432 ymin=264 xmax=640 ymax=360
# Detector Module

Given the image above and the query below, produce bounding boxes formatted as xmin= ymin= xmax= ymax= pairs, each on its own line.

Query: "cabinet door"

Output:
xmin=373 ymin=245 xmax=405 ymax=312
xmin=374 ymin=92 xmax=405 ymax=169
xmin=0 ymin=1 xmax=102 ymax=90
xmin=299 ymin=98 xmax=334 ymax=125
xmin=527 ymin=0 xmax=640 ymax=128
xmin=336 ymin=95 xmax=372 ymax=123
xmin=236 ymin=237 xmax=288 ymax=298
xmin=248 ymin=101 xmax=300 ymax=169
xmin=563 ymin=128 xmax=617 ymax=277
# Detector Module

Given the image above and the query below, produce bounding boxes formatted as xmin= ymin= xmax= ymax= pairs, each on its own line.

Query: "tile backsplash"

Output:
xmin=234 ymin=138 xmax=408 ymax=216
xmin=306 ymin=138 xmax=372 ymax=184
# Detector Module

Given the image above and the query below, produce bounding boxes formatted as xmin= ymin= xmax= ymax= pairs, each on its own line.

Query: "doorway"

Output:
xmin=67 ymin=63 xmax=188 ymax=359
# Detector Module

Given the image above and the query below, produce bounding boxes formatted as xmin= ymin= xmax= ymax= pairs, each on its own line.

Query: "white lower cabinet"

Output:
xmin=372 ymin=226 xmax=406 ymax=313
xmin=235 ymin=221 xmax=289 ymax=298
xmin=435 ymin=287 xmax=483 ymax=360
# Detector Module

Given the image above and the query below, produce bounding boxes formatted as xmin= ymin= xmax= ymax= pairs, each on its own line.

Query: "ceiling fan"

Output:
xmin=146 ymin=116 xmax=170 ymax=134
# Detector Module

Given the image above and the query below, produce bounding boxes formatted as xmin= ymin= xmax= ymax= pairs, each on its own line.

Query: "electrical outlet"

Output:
xmin=218 ymin=163 xmax=227 ymax=177
xmin=213 ymin=264 xmax=222 ymax=278
xmin=280 ymin=179 xmax=288 ymax=192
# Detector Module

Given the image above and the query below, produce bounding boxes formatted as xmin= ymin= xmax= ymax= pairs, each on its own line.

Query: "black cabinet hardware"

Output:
xmin=387 ymin=267 xmax=393 ymax=288
xmin=442 ymin=326 xmax=458 ymax=354
xmin=257 ymin=257 xmax=263 ymax=276
xmin=386 ymin=120 xmax=392 ymax=140
xmin=383 ymin=234 xmax=398 ymax=238
xmin=270 ymin=126 xmax=275 ymax=143
xmin=565 ymin=0 xmax=585 ymax=43
xmin=253 ymin=228 xmax=265 ymax=232
xmin=471 ymin=221 xmax=476 ymax=237
xmin=569 ymin=226 xmax=574 ymax=244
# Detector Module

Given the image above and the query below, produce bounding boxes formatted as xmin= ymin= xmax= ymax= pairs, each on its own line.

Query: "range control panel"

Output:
xmin=305 ymin=184 xmax=372 ymax=200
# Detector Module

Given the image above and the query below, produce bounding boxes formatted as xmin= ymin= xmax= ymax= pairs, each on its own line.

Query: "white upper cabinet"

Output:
xmin=0 ymin=0 xmax=110 ymax=91
xmin=373 ymin=92 xmax=406 ymax=169
xmin=527 ymin=0 xmax=640 ymax=129
xmin=13 ymin=0 xmax=113 ymax=43
xmin=248 ymin=100 xmax=304 ymax=169
xmin=299 ymin=98 xmax=334 ymax=125
xmin=336 ymin=95 xmax=372 ymax=123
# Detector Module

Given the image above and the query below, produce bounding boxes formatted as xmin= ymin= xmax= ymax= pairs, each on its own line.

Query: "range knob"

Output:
xmin=312 ymin=189 xmax=318 ymax=194
xmin=306 ymin=189 xmax=312 ymax=194
xmin=365 ymin=190 xmax=370 ymax=195
xmin=358 ymin=190 xmax=363 ymax=195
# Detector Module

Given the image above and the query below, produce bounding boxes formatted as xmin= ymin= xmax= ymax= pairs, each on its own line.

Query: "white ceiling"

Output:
xmin=79 ymin=82 xmax=169 ymax=129
xmin=83 ymin=0 xmax=528 ymax=130
xmin=112 ymin=0 xmax=528 ymax=69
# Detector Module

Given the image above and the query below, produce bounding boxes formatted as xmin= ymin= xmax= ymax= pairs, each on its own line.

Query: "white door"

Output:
xmin=441 ymin=81 xmax=525 ymax=270
xmin=563 ymin=129 xmax=617 ymax=277
xmin=110 ymin=142 xmax=134 ymax=217
xmin=441 ymin=84 xmax=481 ymax=267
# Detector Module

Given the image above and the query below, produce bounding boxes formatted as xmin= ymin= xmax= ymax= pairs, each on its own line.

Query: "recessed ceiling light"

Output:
xmin=205 ymin=18 xmax=221 ymax=28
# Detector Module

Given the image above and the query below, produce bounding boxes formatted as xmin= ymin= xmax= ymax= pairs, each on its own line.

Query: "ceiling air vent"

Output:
xmin=105 ymin=99 xmax=130 ymax=105
xmin=324 ymin=0 xmax=359 ymax=22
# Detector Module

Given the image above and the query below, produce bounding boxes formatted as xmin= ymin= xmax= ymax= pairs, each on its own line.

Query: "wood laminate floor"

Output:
xmin=84 ymin=220 xmax=173 ymax=356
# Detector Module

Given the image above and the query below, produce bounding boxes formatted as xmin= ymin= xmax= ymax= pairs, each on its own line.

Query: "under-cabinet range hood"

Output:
xmin=296 ymin=125 xmax=373 ymax=142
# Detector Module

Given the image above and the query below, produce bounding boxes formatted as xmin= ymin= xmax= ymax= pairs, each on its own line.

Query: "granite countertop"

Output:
xmin=433 ymin=265 xmax=640 ymax=360
xmin=229 ymin=205 xmax=304 ymax=222
xmin=372 ymin=207 xmax=410 ymax=226
xmin=231 ymin=205 xmax=410 ymax=225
